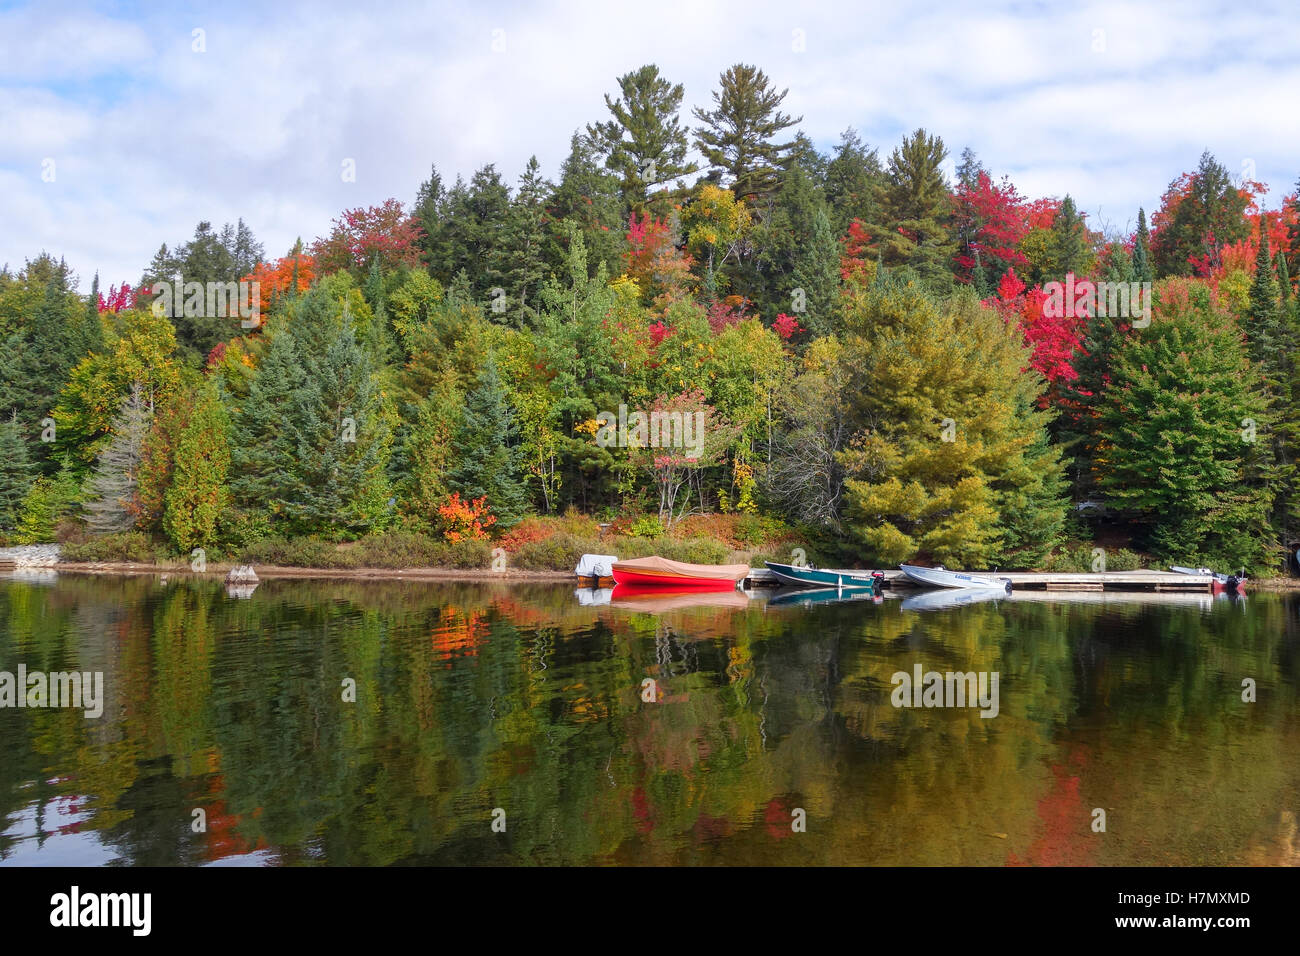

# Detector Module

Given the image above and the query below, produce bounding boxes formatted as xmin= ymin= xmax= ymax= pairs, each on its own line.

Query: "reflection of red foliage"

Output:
xmin=763 ymin=796 xmax=795 ymax=841
xmin=201 ymin=774 xmax=267 ymax=862
xmin=431 ymin=605 xmax=488 ymax=665
xmin=692 ymin=811 xmax=733 ymax=843
xmin=1006 ymin=748 xmax=1096 ymax=866
xmin=632 ymin=786 xmax=655 ymax=835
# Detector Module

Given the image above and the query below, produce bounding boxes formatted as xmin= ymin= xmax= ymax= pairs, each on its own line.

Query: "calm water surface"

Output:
xmin=1 ymin=572 xmax=1297 ymax=866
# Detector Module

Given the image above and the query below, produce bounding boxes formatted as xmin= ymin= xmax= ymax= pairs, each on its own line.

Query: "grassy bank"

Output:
xmin=51 ymin=512 xmax=820 ymax=574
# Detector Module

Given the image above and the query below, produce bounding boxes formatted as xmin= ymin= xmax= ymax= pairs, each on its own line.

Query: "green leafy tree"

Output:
xmin=163 ymin=384 xmax=230 ymax=552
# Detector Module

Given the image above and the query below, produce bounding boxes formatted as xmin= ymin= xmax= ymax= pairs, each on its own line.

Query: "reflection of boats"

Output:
xmin=1004 ymin=590 xmax=1233 ymax=609
xmin=765 ymin=561 xmax=883 ymax=593
xmin=574 ymin=587 xmax=613 ymax=606
xmin=1170 ymin=565 xmax=1245 ymax=592
xmin=899 ymin=564 xmax=1013 ymax=591
xmin=901 ymin=587 xmax=1006 ymax=611
xmin=607 ymin=583 xmax=752 ymax=611
xmin=766 ymin=587 xmax=883 ymax=608
xmin=610 ymin=556 xmax=749 ymax=591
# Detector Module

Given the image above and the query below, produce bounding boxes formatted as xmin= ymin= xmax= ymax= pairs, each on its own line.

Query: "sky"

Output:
xmin=2 ymin=0 xmax=1299 ymax=292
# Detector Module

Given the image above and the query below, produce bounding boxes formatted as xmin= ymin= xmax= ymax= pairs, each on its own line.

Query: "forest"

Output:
xmin=1 ymin=62 xmax=1297 ymax=575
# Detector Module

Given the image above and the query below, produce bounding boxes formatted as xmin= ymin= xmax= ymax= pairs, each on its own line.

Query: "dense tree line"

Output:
xmin=2 ymin=62 xmax=1298 ymax=572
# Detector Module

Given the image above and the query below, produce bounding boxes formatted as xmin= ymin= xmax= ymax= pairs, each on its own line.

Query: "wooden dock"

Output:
xmin=745 ymin=568 xmax=1217 ymax=592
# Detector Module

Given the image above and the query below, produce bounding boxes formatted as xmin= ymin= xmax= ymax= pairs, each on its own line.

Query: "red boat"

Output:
xmin=610 ymin=556 xmax=750 ymax=591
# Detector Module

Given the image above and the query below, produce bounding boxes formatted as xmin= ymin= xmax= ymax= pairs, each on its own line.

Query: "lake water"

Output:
xmin=1 ymin=573 xmax=1296 ymax=866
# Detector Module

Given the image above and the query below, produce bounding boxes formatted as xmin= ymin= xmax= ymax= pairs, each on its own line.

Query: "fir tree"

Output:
xmin=229 ymin=326 xmax=307 ymax=519
xmin=84 ymin=383 xmax=151 ymax=534
xmin=789 ymin=205 xmax=840 ymax=337
xmin=447 ymin=355 xmax=528 ymax=527
xmin=0 ymin=413 xmax=33 ymax=531
xmin=1100 ymin=282 xmax=1273 ymax=569
xmin=824 ymin=128 xmax=882 ymax=238
xmin=547 ymin=132 xmax=624 ymax=277
xmin=501 ymin=156 xmax=552 ymax=326
xmin=1132 ymin=208 xmax=1154 ymax=284
xmin=283 ymin=317 xmax=391 ymax=535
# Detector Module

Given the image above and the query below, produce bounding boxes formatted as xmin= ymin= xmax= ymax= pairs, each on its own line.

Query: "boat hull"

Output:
xmin=610 ymin=567 xmax=740 ymax=590
xmin=899 ymin=564 xmax=1013 ymax=591
xmin=1170 ymin=565 xmax=1246 ymax=592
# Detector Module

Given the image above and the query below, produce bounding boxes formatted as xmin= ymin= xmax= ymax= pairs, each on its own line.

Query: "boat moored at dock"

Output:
xmin=899 ymin=564 xmax=1013 ymax=591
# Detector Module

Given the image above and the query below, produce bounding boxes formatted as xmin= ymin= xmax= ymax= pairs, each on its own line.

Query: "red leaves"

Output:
xmin=988 ymin=267 xmax=1082 ymax=387
xmin=772 ymin=312 xmax=803 ymax=340
xmin=437 ymin=492 xmax=496 ymax=542
xmin=840 ymin=219 xmax=873 ymax=282
xmin=953 ymin=170 xmax=1030 ymax=283
xmin=312 ymin=198 xmax=424 ymax=273
xmin=98 ymin=282 xmax=137 ymax=313
xmin=705 ymin=295 xmax=750 ymax=334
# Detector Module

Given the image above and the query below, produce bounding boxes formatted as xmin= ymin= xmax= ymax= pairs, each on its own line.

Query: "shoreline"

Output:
xmin=27 ymin=562 xmax=577 ymax=583
xmin=9 ymin=561 xmax=1300 ymax=590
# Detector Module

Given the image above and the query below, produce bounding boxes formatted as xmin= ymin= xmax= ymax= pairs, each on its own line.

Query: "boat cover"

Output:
xmin=612 ymin=555 xmax=750 ymax=581
xmin=575 ymin=554 xmax=619 ymax=577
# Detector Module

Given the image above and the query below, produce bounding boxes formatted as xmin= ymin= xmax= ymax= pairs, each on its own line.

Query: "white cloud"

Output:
xmin=0 ymin=0 xmax=1296 ymax=290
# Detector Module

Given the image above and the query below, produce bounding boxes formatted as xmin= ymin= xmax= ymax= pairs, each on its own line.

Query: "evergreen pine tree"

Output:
xmin=587 ymin=64 xmax=696 ymax=211
xmin=283 ymin=317 xmax=390 ymax=535
xmin=1100 ymin=282 xmax=1273 ymax=569
xmin=229 ymin=326 xmax=306 ymax=519
xmin=823 ymin=128 xmax=882 ymax=238
xmin=868 ymin=129 xmax=956 ymax=289
xmin=501 ymin=156 xmax=552 ymax=326
xmin=693 ymin=63 xmax=801 ymax=203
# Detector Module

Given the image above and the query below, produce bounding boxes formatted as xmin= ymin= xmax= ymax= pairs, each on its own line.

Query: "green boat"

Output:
xmin=765 ymin=561 xmax=883 ymax=593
